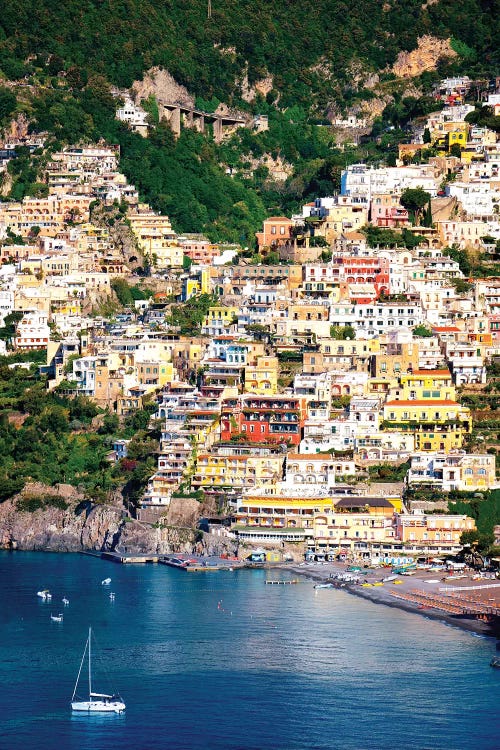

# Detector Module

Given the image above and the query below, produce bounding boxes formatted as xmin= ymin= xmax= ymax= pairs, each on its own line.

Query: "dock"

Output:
xmin=158 ymin=557 xmax=237 ymax=572
xmin=265 ymin=579 xmax=301 ymax=585
xmin=100 ymin=552 xmax=159 ymax=564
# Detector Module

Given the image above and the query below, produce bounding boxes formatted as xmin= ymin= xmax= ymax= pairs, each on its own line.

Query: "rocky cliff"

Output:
xmin=0 ymin=486 xmax=236 ymax=556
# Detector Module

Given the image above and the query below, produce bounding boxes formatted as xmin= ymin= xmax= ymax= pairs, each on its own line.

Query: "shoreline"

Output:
xmin=3 ymin=547 xmax=498 ymax=640
xmin=282 ymin=563 xmax=500 ymax=640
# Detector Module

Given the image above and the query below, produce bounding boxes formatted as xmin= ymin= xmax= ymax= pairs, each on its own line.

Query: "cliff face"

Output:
xmin=0 ymin=493 xmax=236 ymax=556
xmin=391 ymin=35 xmax=457 ymax=78
xmin=0 ymin=498 xmax=127 ymax=553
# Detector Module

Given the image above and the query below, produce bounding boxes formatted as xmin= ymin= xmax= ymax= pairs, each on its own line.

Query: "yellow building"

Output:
xmin=304 ymin=338 xmax=379 ymax=374
xmin=395 ymin=513 xmax=475 ymax=553
xmin=394 ymin=369 xmax=456 ymax=401
xmin=136 ymin=360 xmax=174 ymax=389
xmin=128 ymin=211 xmax=183 ymax=269
xmin=244 ymin=356 xmax=279 ymax=395
xmin=184 ymin=269 xmax=210 ymax=300
xmin=433 ymin=122 xmax=468 ymax=154
xmin=192 ymin=451 xmax=284 ymax=492
xmin=370 ymin=341 xmax=420 ymax=379
xmin=312 ymin=498 xmax=400 ymax=555
xmin=202 ymin=306 xmax=239 ymax=335
xmin=306 ymin=202 xmax=368 ymax=243
xmin=382 ymin=398 xmax=471 ymax=451
xmin=233 ymin=491 xmax=402 ymax=545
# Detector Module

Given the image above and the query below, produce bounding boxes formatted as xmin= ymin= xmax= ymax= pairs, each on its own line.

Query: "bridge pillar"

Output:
xmin=168 ymin=106 xmax=181 ymax=138
xmin=213 ymin=117 xmax=223 ymax=143
xmin=193 ymin=114 xmax=205 ymax=133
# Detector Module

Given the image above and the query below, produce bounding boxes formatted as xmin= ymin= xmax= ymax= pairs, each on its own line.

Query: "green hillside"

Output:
xmin=1 ymin=0 xmax=499 ymax=243
xmin=1 ymin=0 xmax=498 ymax=105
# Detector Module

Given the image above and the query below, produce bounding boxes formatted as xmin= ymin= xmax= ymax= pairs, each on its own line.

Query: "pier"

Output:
xmin=265 ymin=579 xmax=301 ymax=585
xmin=84 ymin=551 xmax=159 ymax=564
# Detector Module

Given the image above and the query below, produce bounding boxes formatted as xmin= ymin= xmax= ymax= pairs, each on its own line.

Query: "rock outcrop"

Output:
xmin=132 ymin=67 xmax=195 ymax=108
xmin=0 ymin=487 xmax=236 ymax=556
xmin=391 ymin=36 xmax=457 ymax=78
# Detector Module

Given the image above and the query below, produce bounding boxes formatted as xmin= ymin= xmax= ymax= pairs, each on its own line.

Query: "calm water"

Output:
xmin=0 ymin=552 xmax=498 ymax=750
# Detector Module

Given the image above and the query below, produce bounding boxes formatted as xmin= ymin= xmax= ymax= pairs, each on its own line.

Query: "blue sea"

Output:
xmin=0 ymin=552 xmax=499 ymax=750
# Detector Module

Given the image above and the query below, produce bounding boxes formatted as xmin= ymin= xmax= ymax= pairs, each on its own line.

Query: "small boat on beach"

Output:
xmin=71 ymin=627 xmax=125 ymax=714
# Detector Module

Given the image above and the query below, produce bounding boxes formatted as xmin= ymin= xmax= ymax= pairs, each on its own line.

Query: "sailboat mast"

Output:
xmin=88 ymin=626 xmax=92 ymax=697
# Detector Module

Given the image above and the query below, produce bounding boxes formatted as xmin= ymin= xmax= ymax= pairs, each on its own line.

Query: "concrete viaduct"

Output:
xmin=156 ymin=100 xmax=246 ymax=143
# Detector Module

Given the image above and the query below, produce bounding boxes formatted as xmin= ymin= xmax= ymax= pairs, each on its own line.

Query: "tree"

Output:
xmin=400 ymin=187 xmax=431 ymax=225
xmin=330 ymin=325 xmax=355 ymax=340
xmin=451 ymin=278 xmax=473 ymax=294
xmin=423 ymin=128 xmax=431 ymax=144
xmin=0 ymin=87 xmax=17 ymax=125
xmin=413 ymin=325 xmax=433 ymax=338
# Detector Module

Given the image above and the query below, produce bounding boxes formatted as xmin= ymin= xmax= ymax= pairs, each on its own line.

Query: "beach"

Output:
xmin=283 ymin=561 xmax=500 ymax=638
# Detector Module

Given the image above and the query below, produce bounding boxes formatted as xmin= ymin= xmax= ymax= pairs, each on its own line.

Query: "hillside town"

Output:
xmin=2 ymin=77 xmax=500 ymax=565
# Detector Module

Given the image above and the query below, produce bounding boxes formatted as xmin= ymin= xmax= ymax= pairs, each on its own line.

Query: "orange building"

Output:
xmin=256 ymin=216 xmax=293 ymax=253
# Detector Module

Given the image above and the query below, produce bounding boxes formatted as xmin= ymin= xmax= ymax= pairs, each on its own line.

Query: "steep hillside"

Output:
xmin=1 ymin=0 xmax=498 ymax=108
xmin=0 ymin=0 xmax=499 ymax=242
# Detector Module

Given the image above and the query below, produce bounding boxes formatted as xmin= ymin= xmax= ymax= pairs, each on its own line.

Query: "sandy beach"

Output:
xmin=282 ymin=562 xmax=500 ymax=638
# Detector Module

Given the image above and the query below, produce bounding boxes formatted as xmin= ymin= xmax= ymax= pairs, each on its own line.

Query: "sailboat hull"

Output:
xmin=71 ymin=700 xmax=125 ymax=713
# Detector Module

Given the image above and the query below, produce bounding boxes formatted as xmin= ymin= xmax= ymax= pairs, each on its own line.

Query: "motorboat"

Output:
xmin=62 ymin=598 xmax=70 ymax=605
xmin=101 ymin=578 xmax=112 ymax=586
xmin=51 ymin=613 xmax=63 ymax=622
xmin=71 ymin=627 xmax=125 ymax=714
xmin=490 ymin=656 xmax=500 ymax=668
xmin=37 ymin=590 xmax=52 ymax=601
xmin=314 ymin=583 xmax=334 ymax=589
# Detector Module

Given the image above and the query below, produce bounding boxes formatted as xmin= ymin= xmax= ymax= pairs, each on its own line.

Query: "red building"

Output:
xmin=305 ymin=257 xmax=390 ymax=296
xmin=221 ymin=395 xmax=307 ymax=446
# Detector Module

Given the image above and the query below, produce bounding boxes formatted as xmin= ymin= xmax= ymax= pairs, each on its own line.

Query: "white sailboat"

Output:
xmin=71 ymin=627 xmax=125 ymax=714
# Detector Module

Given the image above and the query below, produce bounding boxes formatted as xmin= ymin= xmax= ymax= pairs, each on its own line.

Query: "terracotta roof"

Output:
xmin=265 ymin=216 xmax=291 ymax=222
xmin=432 ymin=326 xmax=461 ymax=332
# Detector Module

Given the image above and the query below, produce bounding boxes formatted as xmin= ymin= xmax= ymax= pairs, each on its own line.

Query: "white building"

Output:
xmin=350 ymin=302 xmax=424 ymax=339
xmin=341 ymin=164 xmax=440 ymax=202
xmin=116 ymin=96 xmax=149 ymax=136
xmin=14 ymin=310 xmax=50 ymax=350
xmin=407 ymin=452 xmax=496 ymax=491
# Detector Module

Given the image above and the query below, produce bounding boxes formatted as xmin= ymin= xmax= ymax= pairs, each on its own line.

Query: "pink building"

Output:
xmin=370 ymin=194 xmax=409 ymax=228
xmin=180 ymin=239 xmax=220 ymax=265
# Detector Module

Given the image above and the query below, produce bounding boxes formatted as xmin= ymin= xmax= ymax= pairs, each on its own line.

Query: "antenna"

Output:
xmin=207 ymin=0 xmax=212 ymax=18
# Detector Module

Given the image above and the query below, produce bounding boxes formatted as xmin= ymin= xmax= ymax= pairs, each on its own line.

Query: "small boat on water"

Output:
xmin=314 ymin=583 xmax=334 ymax=589
xmin=101 ymin=578 xmax=111 ymax=586
xmin=51 ymin=613 xmax=63 ymax=622
xmin=490 ymin=656 xmax=500 ymax=668
xmin=71 ymin=627 xmax=125 ymax=714
xmin=62 ymin=598 xmax=70 ymax=606
xmin=109 ymin=593 xmax=115 ymax=601
xmin=37 ymin=590 xmax=52 ymax=601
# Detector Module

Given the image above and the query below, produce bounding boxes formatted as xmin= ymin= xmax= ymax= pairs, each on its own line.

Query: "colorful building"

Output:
xmin=221 ymin=394 xmax=307 ymax=446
